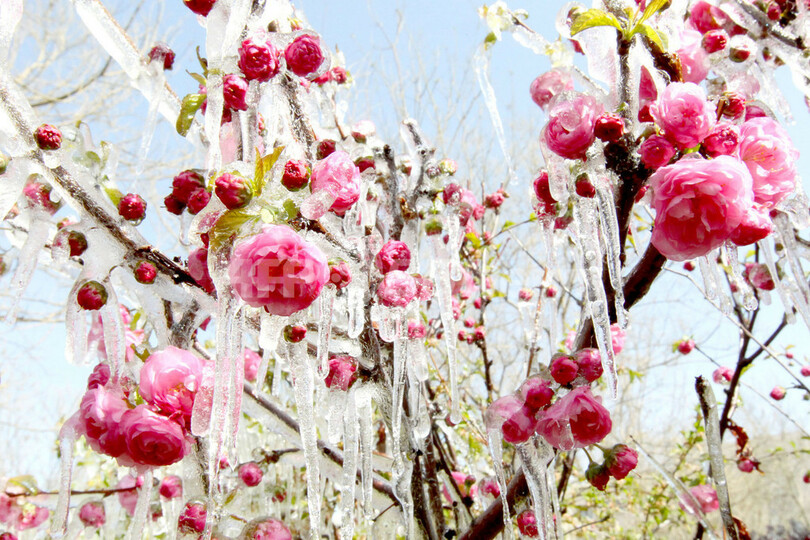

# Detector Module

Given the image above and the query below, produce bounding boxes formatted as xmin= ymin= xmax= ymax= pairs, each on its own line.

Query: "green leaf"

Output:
xmin=103 ymin=184 xmax=123 ymax=207
xmin=634 ymin=22 xmax=667 ymax=50
xmin=637 ymin=0 xmax=669 ymax=27
xmin=209 ymin=209 xmax=258 ymax=251
xmin=484 ymin=31 xmax=498 ymax=49
xmin=253 ymin=146 xmax=285 ymax=197
xmin=195 ymin=46 xmax=208 ymax=75
xmin=282 ymin=199 xmax=299 ymax=221
xmin=570 ymin=9 xmax=623 ymax=36
xmin=465 ymin=232 xmax=482 ymax=249
xmin=8 ymin=475 xmax=39 ymax=495
xmin=187 ymin=71 xmax=207 ymax=86
xmin=176 ymin=93 xmax=205 ymax=137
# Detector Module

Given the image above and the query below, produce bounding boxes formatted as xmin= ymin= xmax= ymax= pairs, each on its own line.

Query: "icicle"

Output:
xmin=64 ymin=291 xmax=87 ymax=365
xmin=5 ymin=213 xmax=50 ymax=323
xmin=518 ymin=441 xmax=552 ymax=540
xmin=701 ymin=251 xmax=732 ymax=315
xmin=773 ymin=213 xmax=810 ymax=330
xmin=356 ymin=385 xmax=375 ymax=518
xmin=409 ymin=340 xmax=429 ymax=382
xmin=135 ymin=69 xmax=166 ymax=175
xmin=204 ymin=71 xmax=224 ymax=172
xmin=547 ymin=456 xmax=562 ymax=540
xmin=326 ymin=389 xmax=348 ymax=445
xmin=760 ymin=238 xmax=796 ymax=324
xmin=473 ymin=45 xmax=517 ymax=187
xmin=270 ymin=352 xmax=284 ymax=398
xmin=50 ymin=416 xmax=78 ymax=537
xmin=191 ymin=361 xmax=215 ymax=437
xmin=226 ymin=307 xmax=245 ymax=463
xmin=431 ymin=236 xmax=461 ymax=424
xmin=288 ymin=341 xmax=321 ymax=540
xmin=317 ymin=286 xmax=336 ymax=376
xmin=487 ymin=429 xmax=514 ymax=540
xmin=100 ymin=281 xmax=126 ymax=380
xmin=347 ymin=280 xmax=365 ymax=339
xmin=573 ymin=198 xmax=618 ymax=398
xmin=126 ymin=469 xmax=153 ymax=540
xmin=208 ymin=295 xmax=238 ymax=495
xmin=595 ymin=179 xmax=627 ymax=328
xmin=724 ymin=243 xmax=757 ymax=311
xmin=391 ymin=330 xmax=407 ymax=475
xmin=446 ymin=213 xmax=463 ymax=281
xmin=0 ymin=157 xmax=33 ymax=226
xmin=0 ymin=0 xmax=22 ymax=62
xmin=338 ymin=392 xmax=359 ymax=540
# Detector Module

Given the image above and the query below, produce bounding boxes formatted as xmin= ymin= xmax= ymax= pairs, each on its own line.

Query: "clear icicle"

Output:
xmin=487 ymin=429 xmax=514 ymax=540
xmin=64 ymin=294 xmax=87 ymax=365
xmin=135 ymin=70 xmax=165 ymax=175
xmin=288 ymin=342 xmax=321 ymax=540
xmin=432 ymin=236 xmax=461 ymax=424
xmin=391 ymin=332 xmax=407 ymax=476
xmin=759 ymin=239 xmax=796 ymax=324
xmin=356 ymin=385 xmax=375 ymax=518
xmin=595 ymin=180 xmax=627 ymax=328
xmin=204 ymin=71 xmax=224 ymax=172
xmin=573 ymin=198 xmax=618 ymax=398
xmin=724 ymin=243 xmax=757 ymax=311
xmin=126 ymin=469 xmax=153 ymax=540
xmin=0 ymin=157 xmax=33 ymax=226
xmin=50 ymin=416 xmax=77 ymax=538
xmin=518 ymin=442 xmax=551 ymax=540
xmin=326 ymin=389 xmax=348 ymax=445
xmin=317 ymin=286 xmax=336 ymax=376
xmin=473 ymin=45 xmax=517 ymax=187
xmin=547 ymin=456 xmax=562 ymax=540
xmin=226 ymin=306 xmax=245 ymax=463
xmin=698 ymin=254 xmax=718 ymax=300
xmin=773 ymin=213 xmax=810 ymax=330
xmin=5 ymin=213 xmax=50 ymax=323
xmin=339 ymin=392 xmax=359 ymax=540
xmin=700 ymin=251 xmax=732 ymax=315
xmin=447 ymin=213 xmax=463 ymax=282
xmin=100 ymin=282 xmax=126 ymax=380
xmin=347 ymin=282 xmax=365 ymax=339
xmin=208 ymin=295 xmax=238 ymax=494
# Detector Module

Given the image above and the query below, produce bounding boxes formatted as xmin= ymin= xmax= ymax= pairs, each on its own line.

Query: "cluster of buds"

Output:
xmin=164 ymin=170 xmax=209 ymax=216
xmin=585 ymin=444 xmax=639 ymax=491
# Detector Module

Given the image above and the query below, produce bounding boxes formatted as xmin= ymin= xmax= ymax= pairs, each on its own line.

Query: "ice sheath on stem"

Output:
xmin=487 ymin=428 xmax=514 ymax=540
xmin=50 ymin=416 xmax=78 ymax=537
xmin=431 ymin=236 xmax=461 ymax=424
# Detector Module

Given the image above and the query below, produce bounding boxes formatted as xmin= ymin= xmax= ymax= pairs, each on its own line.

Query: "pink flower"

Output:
xmin=376 ymin=270 xmax=417 ymax=308
xmin=529 ymin=69 xmax=574 ymax=110
xmin=414 ymin=275 xmax=434 ymax=301
xmin=550 ymin=354 xmax=578 ymax=385
xmin=79 ymin=501 xmax=106 ymax=528
xmin=560 ymin=387 xmax=612 ymax=447
xmin=284 ymin=34 xmax=324 ymax=77
xmin=178 ymin=502 xmax=207 ymax=534
xmin=533 ymin=171 xmax=558 ymax=218
xmin=485 ymin=395 xmax=538 ymax=445
xmin=324 ymin=356 xmax=358 ymax=391
xmin=309 ymin=151 xmax=361 ymax=216
xmin=15 ymin=505 xmax=49 ymax=531
xmin=120 ymin=405 xmax=188 ymax=467
xmin=702 ymin=122 xmax=740 ymax=157
xmin=188 ymin=248 xmax=215 ymax=293
xmin=451 ymin=270 xmax=476 ymax=300
xmin=478 ymin=477 xmax=501 ymax=499
xmin=649 ymin=156 xmax=754 ymax=261
xmin=23 ymin=181 xmax=60 ymax=214
xmin=605 ymin=444 xmax=638 ymax=479
xmin=738 ymin=117 xmax=799 ymax=208
xmin=407 ymin=319 xmax=427 ymax=339
xmin=86 ymin=363 xmax=110 ymax=389
xmin=737 ymin=458 xmax=755 ymax=473
xmin=138 ymin=346 xmax=206 ymax=424
xmin=677 ymin=30 xmax=709 ymax=84
xmin=238 ymin=37 xmax=280 ymax=82
xmin=229 ymin=225 xmax=329 ymax=316
xmin=519 ymin=376 xmax=554 ymax=411
xmin=223 ymin=74 xmax=249 ymax=111
xmin=730 ymin=204 xmax=773 ymax=246
xmin=689 ymin=1 xmax=731 ymax=33
xmin=535 ymin=401 xmax=575 ymax=450
xmin=116 ymin=476 xmax=142 ymax=517
xmin=769 ymin=386 xmax=786 ymax=400
xmin=639 ymin=66 xmax=658 ymax=103
xmin=801 ymin=365 xmax=810 ymax=377
xmin=542 ymin=93 xmax=602 ymax=160
xmin=517 ymin=510 xmax=539 ymax=537
xmin=639 ymin=134 xmax=676 ymax=170
xmin=680 ymin=484 xmax=719 ymax=515
xmin=242 ymin=518 xmax=292 ymax=539
xmin=375 ymin=240 xmax=411 ymax=274
xmin=712 ymin=366 xmax=733 ymax=383
xmin=159 ymin=475 xmax=183 ymax=499
xmin=575 ymin=348 xmax=603 ymax=382
xmin=652 ymin=83 xmax=716 ymax=149
xmin=328 ymin=261 xmax=352 ymax=289
xmin=244 ymin=349 xmax=261 ymax=382
xmin=743 ymin=262 xmax=775 ymax=290
xmin=678 ymin=339 xmax=696 ymax=355
xmin=78 ymin=387 xmax=130 ymax=459
xmin=215 ymin=173 xmax=252 ymax=209
xmin=239 ymin=462 xmax=264 ymax=487
xmin=611 ymin=324 xmax=626 ymax=354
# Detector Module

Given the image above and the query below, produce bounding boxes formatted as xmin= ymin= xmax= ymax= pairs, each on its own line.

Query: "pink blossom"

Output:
xmin=284 ymin=34 xmax=324 ymax=77
xmin=652 ymin=82 xmax=716 ymax=149
xmin=138 ymin=346 xmax=206 ymax=425
xmin=611 ymin=324 xmax=626 ymax=354
xmin=743 ymin=262 xmax=775 ymax=291
xmin=407 ymin=319 xmax=427 ymax=339
xmin=376 ymin=270 xmax=417 ymax=308
xmin=478 ymin=477 xmax=501 ymax=499
xmin=605 ymin=444 xmax=638 ymax=479
xmin=451 ymin=270 xmax=476 ymax=300
xmin=78 ymin=501 xmax=105 ymax=528
xmin=223 ymin=74 xmax=249 ymax=111
xmin=242 ymin=518 xmax=292 ymax=540
xmin=375 ymin=240 xmax=411 ymax=274
xmin=485 ymin=395 xmax=538 ymax=445
xmin=86 ymin=363 xmax=110 ymax=389
xmin=535 ymin=401 xmax=575 ymax=450
xmin=738 ymin=117 xmax=799 ymax=208
xmin=702 ymin=122 xmax=740 ymax=157
xmin=519 ymin=376 xmax=554 ymax=410
xmin=239 ymin=462 xmax=264 ymax=487
xmin=730 ymin=204 xmax=773 ymax=246
xmin=310 ymin=151 xmax=361 ymax=216
xmin=550 ymin=354 xmax=578 ymax=385
xmin=560 ymin=387 xmax=613 ymax=447
xmin=120 ymin=405 xmax=188 ymax=467
xmin=649 ymin=156 xmax=753 ymax=261
xmin=238 ymin=37 xmax=280 ymax=82
xmin=78 ymin=386 xmax=130 ymax=459
xmin=689 ymin=1 xmax=731 ymax=34
xmin=188 ymin=248 xmax=215 ymax=293
xmin=324 ymin=356 xmax=358 ymax=391
xmin=529 ymin=69 xmax=574 ymax=110
xmin=639 ymin=134 xmax=676 ymax=170
xmin=328 ymin=261 xmax=352 ymax=289
xmin=639 ymin=66 xmax=657 ymax=103
xmin=712 ymin=366 xmax=733 ymax=383
xmin=678 ymin=339 xmax=696 ymax=354
xmin=542 ymin=93 xmax=603 ymax=160
xmin=229 ymin=225 xmax=329 ymax=316
xmin=677 ymin=30 xmax=710 ymax=84
xmin=116 ymin=475 xmax=142 ymax=517
xmin=178 ymin=502 xmax=207 ymax=534
xmin=159 ymin=475 xmax=183 ymax=499
xmin=244 ymin=349 xmax=261 ymax=382
xmin=680 ymin=484 xmax=719 ymax=515
xmin=517 ymin=510 xmax=539 ymax=537
xmin=769 ymin=386 xmax=786 ymax=400
xmin=801 ymin=365 xmax=810 ymax=377
xmin=574 ymin=348 xmax=603 ymax=382
xmin=15 ymin=505 xmax=49 ymax=531
xmin=533 ymin=171 xmax=558 ymax=218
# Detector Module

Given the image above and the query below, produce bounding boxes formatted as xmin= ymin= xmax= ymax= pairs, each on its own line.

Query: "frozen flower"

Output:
xmin=639 ymin=134 xmax=676 ymax=170
xmin=223 ymin=74 xmax=249 ymax=111
xmin=244 ymin=349 xmax=261 ymax=383
xmin=743 ymin=262 xmax=775 ymax=291
xmin=121 ymin=405 xmax=187 ymax=467
xmin=542 ymin=93 xmax=603 ymax=160
xmin=78 ymin=501 xmax=105 ymax=528
xmin=730 ymin=204 xmax=773 ymax=246
xmin=652 ymin=82 xmax=716 ymax=149
xmin=516 ymin=509 xmax=539 ymax=537
xmin=529 ymin=69 xmax=574 ymax=110
xmin=178 ymin=501 xmax=207 ymax=534
xmin=605 ymin=444 xmax=638 ymax=479
xmin=238 ymin=37 xmax=280 ymax=82
xmin=375 ymin=240 xmax=411 ymax=274
xmin=702 ymin=122 xmax=740 ymax=157
xmin=677 ymin=339 xmax=696 ymax=354
xmin=677 ymin=29 xmax=710 ymax=84
xmin=159 ymin=475 xmax=183 ymax=499
xmin=738 ymin=117 xmax=799 ymax=208
xmin=376 ymin=270 xmax=417 ymax=308
xmin=78 ymin=386 xmax=130 ymax=459
xmin=284 ymin=34 xmax=324 ymax=77
xmin=324 ymin=355 xmax=357 ymax=391
xmin=214 ymin=173 xmax=252 ymax=210
xmin=575 ymin=348 xmax=603 ymax=382
xmin=309 ymin=151 xmax=361 ymax=216
xmin=35 ymin=123 xmax=61 ymax=150
xmin=519 ymin=376 xmax=554 ymax=410
xmin=712 ymin=366 xmax=733 ymax=383
xmin=550 ymin=354 xmax=578 ymax=385
xmin=239 ymin=462 xmax=264 ymax=487
xmin=138 ymin=346 xmax=206 ymax=425
xmin=241 ymin=518 xmax=292 ymax=540
xmin=188 ymin=248 xmax=215 ymax=294
xmin=611 ymin=324 xmax=626 ymax=354
xmin=680 ymin=484 xmax=719 ymax=515
xmin=485 ymin=395 xmax=538 ymax=445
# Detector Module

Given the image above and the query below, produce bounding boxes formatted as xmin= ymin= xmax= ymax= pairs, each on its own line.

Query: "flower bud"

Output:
xmin=134 ymin=261 xmax=157 ymax=284
xmin=407 ymin=319 xmax=427 ymax=339
xmin=35 ymin=124 xmax=62 ymax=150
xmin=325 ymin=355 xmax=358 ymax=391
xmin=183 ymin=0 xmax=216 ymax=16
xmin=473 ymin=326 xmax=486 ymax=341
xmin=484 ymin=188 xmax=507 ymax=209
xmin=281 ymin=159 xmax=311 ymax=191
xmin=238 ymin=462 xmax=264 ymax=487
xmin=223 ymin=74 xmax=249 ymax=111
xmin=457 ymin=330 xmax=467 ymax=342
xmin=712 ymin=366 xmax=733 ymax=384
xmin=575 ymin=174 xmax=596 ymax=198
xmin=118 ymin=193 xmax=147 ymax=222
xmin=351 ymin=120 xmax=375 ymax=143
xmin=586 ymin=462 xmax=610 ymax=491
xmin=284 ymin=34 xmax=324 ymax=77
xmin=186 ymin=188 xmax=211 ymax=215
xmin=720 ymin=92 xmax=746 ymax=120
xmin=519 ymin=376 xmax=554 ymax=410
xmin=78 ymin=501 xmax=106 ymax=528
xmin=545 ymin=286 xmax=557 ymax=298
xmin=66 ymin=230 xmax=88 ymax=257
xmin=172 ymin=170 xmax=205 ymax=203
xmin=684 ymin=261 xmax=695 ymax=271
xmin=375 ymin=240 xmax=411 ymax=274
xmin=178 ymin=501 xmax=207 ymax=534
xmin=438 ymin=158 xmax=457 ymax=175
xmin=532 ymin=170 xmax=557 ymax=217
xmin=800 ymin=365 xmax=810 ymax=377
xmin=148 ymin=43 xmax=175 ymax=70
xmin=283 ymin=324 xmax=307 ymax=343
xmin=639 ymin=134 xmax=675 ymax=170
xmin=518 ymin=288 xmax=534 ymax=302
xmin=77 ymin=281 xmax=108 ymax=311
xmin=376 ymin=270 xmax=417 ymax=308
xmin=516 ymin=510 xmax=539 ymax=537
xmin=677 ymin=339 xmax=695 ymax=355
xmin=328 ymin=261 xmax=352 ymax=289
xmin=574 ymin=348 xmax=603 ymax=382
xmin=159 ymin=475 xmax=183 ymax=499
xmin=729 ymin=41 xmax=753 ymax=63
xmin=424 ymin=218 xmax=443 ymax=236
xmin=594 ymin=113 xmax=625 ymax=142
xmin=215 ymin=173 xmax=252 ymax=210
xmin=769 ymin=386 xmax=786 ymax=400
xmin=702 ymin=29 xmax=728 ymax=53
xmin=0 ymin=152 xmax=8 ymax=175
xmin=550 ymin=353 xmax=578 ymax=385
xmin=164 ymin=194 xmax=186 ymax=215
xmin=316 ymin=139 xmax=336 ymax=159
xmin=604 ymin=444 xmax=638 ymax=479
xmin=638 ymin=102 xmax=655 ymax=123
xmin=737 ymin=458 xmax=755 ymax=473
xmin=238 ymin=38 xmax=280 ymax=82
xmin=766 ymin=1 xmax=781 ymax=21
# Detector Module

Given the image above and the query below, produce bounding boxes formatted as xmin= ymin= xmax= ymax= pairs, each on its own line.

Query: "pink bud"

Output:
xmin=605 ymin=444 xmax=638 ymax=479
xmin=702 ymin=122 xmax=740 ymax=157
xmin=164 ymin=194 xmax=186 ymax=215
xmin=594 ymin=113 xmax=625 ymax=142
xmin=375 ymin=240 xmax=411 ymax=274
xmin=677 ymin=339 xmax=695 ymax=355
xmin=484 ymin=188 xmax=507 ymax=209
xmin=517 ymin=510 xmax=539 ymax=537
xmin=743 ymin=263 xmax=775 ymax=291
xmin=407 ymin=319 xmax=427 ymax=339
xmin=737 ymin=458 xmax=755 ymax=473
xmin=684 ymin=261 xmax=696 ymax=271
xmin=586 ymin=462 xmax=610 ymax=491
xmin=223 ymin=74 xmax=249 ymax=111
xmin=550 ymin=353 xmax=578 ymax=385
xmin=575 ymin=175 xmax=596 ymax=198
xmin=79 ymin=501 xmax=106 ymax=528
xmin=518 ymin=288 xmax=534 ymax=302
xmin=238 ymin=462 xmax=264 ymax=487
xmin=478 ymin=477 xmax=501 ymax=499
xmin=178 ymin=502 xmax=207 ymax=534
xmin=238 ymin=38 xmax=280 ymax=82
xmin=215 ymin=173 xmax=252 ymax=210
xmin=766 ymin=1 xmax=781 ymax=20
xmin=281 ymin=159 xmax=311 ymax=191
xmin=542 ymin=93 xmax=602 ymax=160
xmin=474 ymin=297 xmax=483 ymax=309
xmin=172 ymin=170 xmax=205 ymax=204
xmin=188 ymin=248 xmax=215 ymax=293
xmin=66 ymin=230 xmax=88 ymax=257
xmin=118 ymin=193 xmax=147 ymax=222
xmin=35 ymin=123 xmax=62 ymax=150
xmin=284 ymin=34 xmax=324 ymax=77
xmin=729 ymin=41 xmax=753 ymax=63
xmin=702 ymin=29 xmax=728 ymax=53
xmin=159 ymin=475 xmax=183 ymax=499
xmin=316 ymin=139 xmax=336 ymax=159
xmin=325 ymin=356 xmax=358 ymax=391
xmin=134 ymin=261 xmax=157 ymax=285
xmin=328 ymin=261 xmax=352 ymax=289
xmin=77 ymin=281 xmax=108 ymax=311
xmin=545 ymin=286 xmax=557 ymax=298
xmin=183 ymin=0 xmax=216 ymax=16
xmin=148 ymin=43 xmax=175 ymax=70
xmin=283 ymin=324 xmax=307 ymax=343
xmin=533 ymin=171 xmax=557 ymax=217
xmin=376 ymin=271 xmax=417 ymax=308
xmin=473 ymin=326 xmax=486 ymax=341
xmin=800 ymin=365 xmax=810 ymax=377
xmin=186 ymin=188 xmax=211 ymax=215
xmin=712 ymin=366 xmax=733 ymax=384
xmin=769 ymin=386 xmax=786 ymax=400
xmin=529 ymin=69 xmax=574 ymax=110
xmin=519 ymin=376 xmax=554 ymax=410
xmin=574 ymin=348 xmax=603 ymax=382
xmin=639 ymin=134 xmax=676 ymax=170
xmin=721 ymin=92 xmax=747 ymax=120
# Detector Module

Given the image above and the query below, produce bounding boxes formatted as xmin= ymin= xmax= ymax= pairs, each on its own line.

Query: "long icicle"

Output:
xmin=49 ymin=416 xmax=78 ymax=537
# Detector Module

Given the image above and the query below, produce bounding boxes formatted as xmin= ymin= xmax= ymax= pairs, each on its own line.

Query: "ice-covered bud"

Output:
xmin=545 ymin=387 xmax=612 ymax=447
xmin=550 ymin=353 xmax=578 ymax=385
xmin=473 ymin=326 xmax=486 ymax=341
xmin=214 ymin=173 xmax=252 ymax=210
xmin=375 ymin=240 xmax=411 ymax=274
xmin=712 ymin=366 xmax=733 ymax=383
xmin=542 ymin=93 xmax=602 ymax=160
xmin=171 ymin=170 xmax=205 ymax=204
xmin=310 ymin=150 xmax=361 ymax=216
xmin=86 ymin=363 xmax=110 ymax=389
xmin=242 ymin=349 xmax=261 ymax=383
xmin=639 ymin=134 xmax=676 ymax=170
xmin=241 ymin=518 xmax=292 ymax=540
xmin=529 ymin=69 xmax=574 ymax=110
xmin=148 ymin=43 xmax=175 ymax=70
xmin=463 ymin=317 xmax=475 ymax=328
xmin=611 ymin=324 xmax=626 ymax=354
xmin=376 ymin=270 xmax=417 ymax=308
xmin=766 ymin=1 xmax=782 ymax=19
xmin=684 ymin=261 xmax=696 ymax=271
xmin=330 ymin=66 xmax=348 ymax=84
xmin=652 ymin=82 xmax=716 ymax=149
xmin=546 ymin=286 xmax=557 ymax=298
xmin=284 ymin=34 xmax=324 ymax=77
xmin=178 ymin=501 xmax=207 ymax=534
xmin=230 ymin=226 xmax=329 ymax=315
xmin=519 ymin=376 xmax=554 ymax=410
xmin=238 ymin=38 xmax=280 ymax=82
xmin=120 ymin=405 xmax=187 ymax=466
xmin=702 ymin=29 xmax=728 ymax=53
xmin=118 ymin=193 xmax=146 ymax=222
xmin=355 ymin=156 xmax=375 ymax=172
xmin=328 ymin=261 xmax=351 ymax=289
xmin=594 ymin=113 xmax=625 ymax=142
xmin=316 ymin=139 xmax=336 ymax=159
xmin=23 ymin=181 xmax=60 ymax=214
xmin=518 ymin=288 xmax=534 ymax=302
xmin=134 ymin=261 xmax=157 ymax=284
xmin=680 ymin=484 xmax=719 ymax=515
xmin=188 ymin=248 xmax=215 ymax=293
xmin=649 ymin=156 xmax=754 ymax=261
xmin=281 ymin=159 xmax=310 ymax=191
xmin=702 ymin=122 xmax=739 ymax=157
xmin=575 ymin=175 xmax=596 ymax=198
xmin=473 ymin=297 xmax=483 ymax=309
xmin=238 ymin=462 xmax=264 ymax=487
xmin=65 ymin=230 xmax=88 ymax=257
xmin=729 ymin=40 xmax=753 ymax=62
xmin=769 ymin=386 xmax=786 ymax=400
xmin=586 ymin=462 xmax=610 ymax=491
xmin=351 ymin=120 xmax=375 ymax=143
xmin=164 ymin=194 xmax=185 ymax=215
xmin=800 ymin=365 xmax=810 ymax=377
xmin=677 ymin=339 xmax=695 ymax=355
xmin=434 ymin=158 xmax=456 ymax=176
xmin=77 ymin=281 xmax=108 ymax=311
xmin=413 ymin=275 xmax=434 ymax=301
xmin=516 ymin=510 xmax=539 ymax=537
xmin=159 ymin=475 xmax=183 ymax=499
xmin=186 ymin=188 xmax=210 ymax=215
xmin=223 ymin=74 xmax=249 ymax=111
xmin=532 ymin=170 xmax=557 ymax=217
xmin=730 ymin=204 xmax=773 ymax=246
xmin=407 ymin=319 xmax=427 ymax=339
xmin=575 ymin=348 xmax=603 ymax=382
xmin=737 ymin=458 xmax=755 ymax=473
xmin=720 ymin=92 xmax=746 ymax=120
xmin=325 ymin=355 xmax=358 ymax=391
xmin=689 ymin=1 xmax=730 ymax=33
xmin=738 ymin=117 xmax=798 ymax=208
xmin=605 ymin=444 xmax=638 ymax=479
xmin=743 ymin=262 xmax=775 ymax=291
xmin=35 ymin=123 xmax=61 ymax=150
xmin=78 ymin=501 xmax=106 ymax=528
xmin=457 ymin=330 xmax=467 ymax=342
xmin=478 ymin=477 xmax=501 ymax=499
xmin=283 ymin=324 xmax=307 ymax=343
xmin=484 ymin=188 xmax=506 ymax=209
